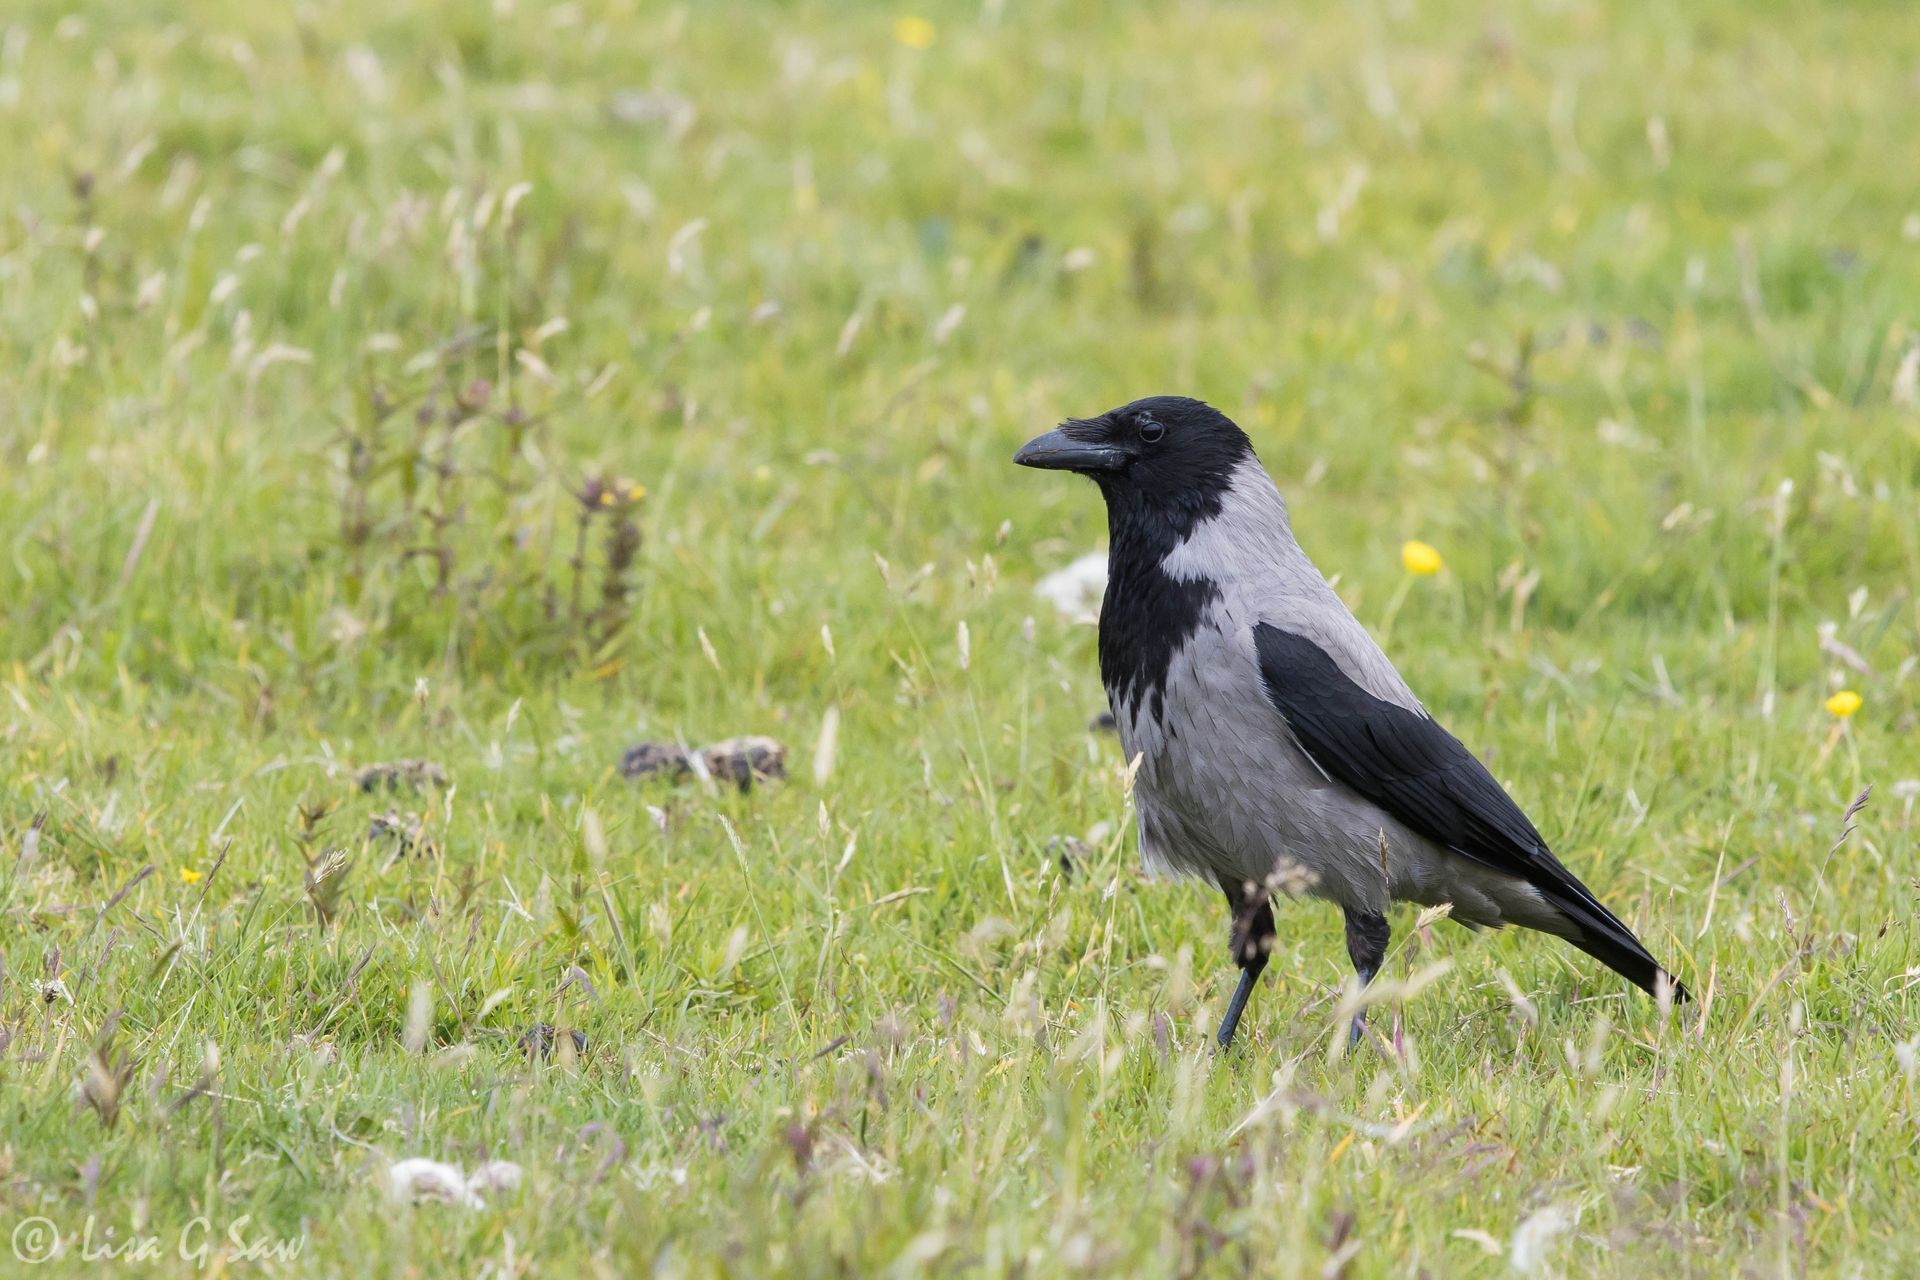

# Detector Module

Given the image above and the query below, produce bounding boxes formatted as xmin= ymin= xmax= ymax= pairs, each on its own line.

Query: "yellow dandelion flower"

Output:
xmin=1401 ymin=540 xmax=1444 ymax=576
xmin=894 ymin=16 xmax=936 ymax=49
xmin=599 ymin=491 xmax=615 ymax=506
xmin=179 ymin=866 xmax=203 ymax=885
xmin=1825 ymin=689 xmax=1862 ymax=719
xmin=627 ymin=484 xmax=646 ymax=501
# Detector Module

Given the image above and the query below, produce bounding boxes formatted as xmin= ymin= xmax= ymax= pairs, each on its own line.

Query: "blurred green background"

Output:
xmin=3 ymin=1 xmax=1919 ymax=1275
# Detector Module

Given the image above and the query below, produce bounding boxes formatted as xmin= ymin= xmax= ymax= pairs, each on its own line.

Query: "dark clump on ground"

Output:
xmin=516 ymin=1024 xmax=589 ymax=1061
xmin=366 ymin=810 xmax=434 ymax=859
xmin=618 ymin=741 xmax=692 ymax=778
xmin=353 ymin=759 xmax=450 ymax=794
xmin=1047 ymin=835 xmax=1090 ymax=879
xmin=701 ymin=736 xmax=787 ymax=789
xmin=619 ymin=735 xmax=787 ymax=793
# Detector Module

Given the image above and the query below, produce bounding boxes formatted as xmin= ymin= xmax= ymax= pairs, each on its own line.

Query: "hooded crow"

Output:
xmin=1016 ymin=396 xmax=1686 ymax=1048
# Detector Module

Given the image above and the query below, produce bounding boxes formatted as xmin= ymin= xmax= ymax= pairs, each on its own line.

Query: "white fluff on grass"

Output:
xmin=1034 ymin=551 xmax=1107 ymax=622
xmin=389 ymin=1157 xmax=524 ymax=1209
xmin=1508 ymin=1203 xmax=1574 ymax=1274
xmin=388 ymin=1159 xmax=475 ymax=1208
xmin=466 ymin=1160 xmax=523 ymax=1196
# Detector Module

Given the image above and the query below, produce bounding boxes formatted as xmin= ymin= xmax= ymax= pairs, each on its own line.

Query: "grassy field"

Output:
xmin=5 ymin=0 xmax=1920 ymax=1274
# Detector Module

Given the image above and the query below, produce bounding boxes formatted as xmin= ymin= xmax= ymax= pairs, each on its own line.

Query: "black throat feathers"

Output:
xmin=1094 ymin=481 xmax=1224 ymax=727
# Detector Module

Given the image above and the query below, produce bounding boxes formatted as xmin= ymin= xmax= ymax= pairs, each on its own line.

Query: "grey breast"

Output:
xmin=1117 ymin=464 xmax=1442 ymax=913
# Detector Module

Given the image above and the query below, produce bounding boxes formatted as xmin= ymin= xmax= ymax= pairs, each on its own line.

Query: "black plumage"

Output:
xmin=1252 ymin=624 xmax=1686 ymax=999
xmin=1078 ymin=399 xmax=1250 ymax=723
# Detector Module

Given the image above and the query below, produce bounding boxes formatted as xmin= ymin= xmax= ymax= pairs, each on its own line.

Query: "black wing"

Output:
xmin=1252 ymin=624 xmax=1683 ymax=998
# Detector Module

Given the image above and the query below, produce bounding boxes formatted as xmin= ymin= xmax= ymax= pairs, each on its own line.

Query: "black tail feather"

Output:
xmin=1552 ymin=893 xmax=1689 ymax=1002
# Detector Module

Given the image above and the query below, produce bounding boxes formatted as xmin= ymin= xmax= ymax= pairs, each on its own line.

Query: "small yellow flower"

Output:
xmin=1401 ymin=540 xmax=1444 ymax=576
xmin=598 ymin=491 xmax=615 ymax=506
xmin=627 ymin=484 xmax=646 ymax=501
xmin=179 ymin=866 xmax=203 ymax=885
xmin=894 ymin=16 xmax=936 ymax=49
xmin=1825 ymin=689 xmax=1862 ymax=719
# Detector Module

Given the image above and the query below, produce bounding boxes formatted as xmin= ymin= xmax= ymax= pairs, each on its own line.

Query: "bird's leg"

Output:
xmin=1216 ymin=881 xmax=1275 ymax=1049
xmin=1342 ymin=909 xmax=1391 ymax=1046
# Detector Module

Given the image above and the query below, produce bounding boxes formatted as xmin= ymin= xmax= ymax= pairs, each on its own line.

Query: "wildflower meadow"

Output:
xmin=4 ymin=0 xmax=1920 ymax=1274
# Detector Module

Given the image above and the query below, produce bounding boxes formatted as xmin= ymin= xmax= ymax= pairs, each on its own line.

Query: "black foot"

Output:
xmin=1217 ymin=966 xmax=1259 ymax=1049
xmin=1343 ymin=909 xmax=1389 ymax=1050
xmin=1217 ymin=879 xmax=1277 ymax=1050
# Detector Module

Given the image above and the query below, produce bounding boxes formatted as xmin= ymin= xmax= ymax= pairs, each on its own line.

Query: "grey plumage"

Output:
xmin=1016 ymin=396 xmax=1684 ymax=1048
xmin=1127 ymin=463 xmax=1557 ymax=926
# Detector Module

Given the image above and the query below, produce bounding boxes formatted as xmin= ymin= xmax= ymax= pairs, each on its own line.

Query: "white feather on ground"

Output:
xmin=1508 ymin=1203 xmax=1574 ymax=1274
xmin=1034 ymin=551 xmax=1106 ymax=622
xmin=389 ymin=1157 xmax=524 ymax=1208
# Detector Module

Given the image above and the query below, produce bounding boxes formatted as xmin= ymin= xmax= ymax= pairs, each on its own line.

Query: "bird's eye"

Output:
xmin=1139 ymin=419 xmax=1165 ymax=444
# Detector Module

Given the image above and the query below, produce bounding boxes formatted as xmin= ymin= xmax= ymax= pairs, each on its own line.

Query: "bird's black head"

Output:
xmin=1015 ymin=396 xmax=1254 ymax=533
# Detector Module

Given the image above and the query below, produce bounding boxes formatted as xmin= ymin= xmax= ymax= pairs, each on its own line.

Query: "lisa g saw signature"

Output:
xmin=11 ymin=1214 xmax=305 ymax=1267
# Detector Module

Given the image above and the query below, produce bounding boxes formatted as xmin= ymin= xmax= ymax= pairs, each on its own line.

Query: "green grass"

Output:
xmin=4 ymin=0 xmax=1920 ymax=1273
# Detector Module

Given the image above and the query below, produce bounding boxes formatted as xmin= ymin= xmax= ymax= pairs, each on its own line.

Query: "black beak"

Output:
xmin=1013 ymin=427 xmax=1126 ymax=473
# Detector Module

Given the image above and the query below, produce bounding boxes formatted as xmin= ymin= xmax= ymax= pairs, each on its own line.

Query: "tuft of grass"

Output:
xmin=3 ymin=0 xmax=1920 ymax=1274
